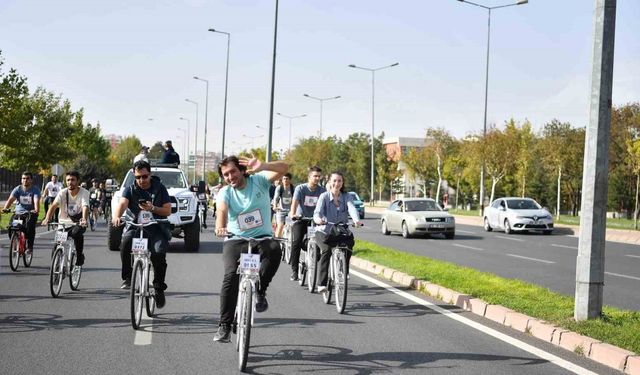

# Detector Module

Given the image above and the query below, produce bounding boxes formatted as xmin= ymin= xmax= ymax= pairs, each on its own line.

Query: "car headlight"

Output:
xmin=178 ymin=197 xmax=190 ymax=211
xmin=515 ymin=215 xmax=527 ymax=219
xmin=445 ymin=217 xmax=455 ymax=223
xmin=542 ymin=215 xmax=553 ymax=220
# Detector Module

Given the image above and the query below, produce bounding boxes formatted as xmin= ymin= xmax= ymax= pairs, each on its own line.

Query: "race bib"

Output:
xmin=67 ymin=203 xmax=79 ymax=216
xmin=237 ymin=209 xmax=263 ymax=231
xmin=239 ymin=253 xmax=261 ymax=274
xmin=90 ymin=193 xmax=97 ymax=199
xmin=55 ymin=230 xmax=68 ymax=243
xmin=132 ymin=238 xmax=148 ymax=252
xmin=51 ymin=187 xmax=59 ymax=195
xmin=304 ymin=196 xmax=318 ymax=207
xmin=282 ymin=197 xmax=291 ymax=205
xmin=138 ymin=211 xmax=154 ymax=224
xmin=198 ymin=193 xmax=206 ymax=200
xmin=19 ymin=195 xmax=32 ymax=205
xmin=11 ymin=219 xmax=23 ymax=226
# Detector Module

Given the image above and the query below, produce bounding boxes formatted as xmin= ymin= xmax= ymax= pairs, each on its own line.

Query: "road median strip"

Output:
xmin=351 ymin=239 xmax=640 ymax=374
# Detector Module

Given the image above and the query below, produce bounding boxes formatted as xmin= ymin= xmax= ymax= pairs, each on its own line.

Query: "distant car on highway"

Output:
xmin=483 ymin=197 xmax=553 ymax=235
xmin=348 ymin=191 xmax=365 ymax=219
xmin=381 ymin=198 xmax=455 ymax=239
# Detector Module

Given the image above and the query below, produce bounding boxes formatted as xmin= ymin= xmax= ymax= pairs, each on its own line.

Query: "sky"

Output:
xmin=1 ymin=0 xmax=638 ymax=157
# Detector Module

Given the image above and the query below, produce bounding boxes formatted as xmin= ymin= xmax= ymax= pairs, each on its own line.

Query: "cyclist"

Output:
xmin=43 ymin=174 xmax=63 ymax=223
xmin=112 ymin=160 xmax=172 ymax=308
xmin=213 ymin=155 xmax=288 ymax=343
xmin=41 ymin=171 xmax=90 ymax=265
xmin=2 ymin=171 xmax=41 ymax=254
xmin=288 ymin=166 xmax=325 ymax=281
xmin=98 ymin=181 xmax=108 ymax=217
xmin=272 ymin=173 xmax=294 ymax=238
xmin=88 ymin=179 xmax=103 ymax=229
xmin=313 ymin=171 xmax=363 ymax=293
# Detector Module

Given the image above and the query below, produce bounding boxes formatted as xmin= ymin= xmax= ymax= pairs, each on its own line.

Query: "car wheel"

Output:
xmin=543 ymin=230 xmax=553 ymax=235
xmin=445 ymin=232 xmax=455 ymax=239
xmin=108 ymin=220 xmax=123 ymax=251
xmin=183 ymin=216 xmax=201 ymax=252
xmin=483 ymin=217 xmax=492 ymax=232
xmin=381 ymin=220 xmax=390 ymax=235
xmin=401 ymin=221 xmax=411 ymax=239
xmin=504 ymin=219 xmax=512 ymax=235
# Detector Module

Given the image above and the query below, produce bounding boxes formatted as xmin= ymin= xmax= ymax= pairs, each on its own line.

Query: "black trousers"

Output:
xmin=219 ymin=238 xmax=281 ymax=325
xmin=66 ymin=224 xmax=86 ymax=255
xmin=290 ymin=219 xmax=311 ymax=273
xmin=120 ymin=226 xmax=169 ymax=290
xmin=44 ymin=197 xmax=59 ymax=223
xmin=315 ymin=231 xmax=354 ymax=287
xmin=10 ymin=213 xmax=37 ymax=250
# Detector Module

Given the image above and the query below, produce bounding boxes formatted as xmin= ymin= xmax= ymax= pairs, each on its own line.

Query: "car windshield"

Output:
xmin=506 ymin=199 xmax=540 ymax=210
xmin=123 ymin=170 xmax=187 ymax=189
xmin=348 ymin=192 xmax=361 ymax=201
xmin=405 ymin=200 xmax=440 ymax=212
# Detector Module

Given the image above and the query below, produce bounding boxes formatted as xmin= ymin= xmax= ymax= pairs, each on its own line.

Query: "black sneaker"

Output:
xmin=289 ymin=271 xmax=298 ymax=281
xmin=256 ymin=292 xmax=268 ymax=313
xmin=121 ymin=279 xmax=131 ymax=289
xmin=213 ymin=323 xmax=231 ymax=343
xmin=75 ymin=253 xmax=85 ymax=266
xmin=155 ymin=289 xmax=166 ymax=309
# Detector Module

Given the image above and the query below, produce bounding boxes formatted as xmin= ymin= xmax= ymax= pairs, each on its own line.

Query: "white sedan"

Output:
xmin=483 ymin=197 xmax=554 ymax=235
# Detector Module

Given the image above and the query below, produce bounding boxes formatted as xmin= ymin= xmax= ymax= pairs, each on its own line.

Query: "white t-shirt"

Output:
xmin=53 ymin=187 xmax=90 ymax=224
xmin=45 ymin=181 xmax=63 ymax=198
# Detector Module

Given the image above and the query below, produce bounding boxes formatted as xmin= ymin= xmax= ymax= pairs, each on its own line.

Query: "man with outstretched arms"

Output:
xmin=42 ymin=171 xmax=90 ymax=265
xmin=213 ymin=156 xmax=288 ymax=343
xmin=112 ymin=160 xmax=172 ymax=308
xmin=2 ymin=171 xmax=41 ymax=253
xmin=288 ymin=166 xmax=325 ymax=281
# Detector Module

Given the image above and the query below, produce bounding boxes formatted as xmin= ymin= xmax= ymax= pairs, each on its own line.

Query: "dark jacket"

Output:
xmin=161 ymin=148 xmax=180 ymax=165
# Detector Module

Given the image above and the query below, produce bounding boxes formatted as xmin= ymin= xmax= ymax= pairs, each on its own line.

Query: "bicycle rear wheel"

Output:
xmin=323 ymin=276 xmax=333 ymax=304
xmin=145 ymin=263 xmax=156 ymax=317
xmin=335 ymin=250 xmax=348 ymax=314
xmin=298 ymin=255 xmax=306 ymax=287
xmin=104 ymin=205 xmax=111 ymax=224
xmin=69 ymin=250 xmax=82 ymax=291
xmin=9 ymin=233 xmax=20 ymax=271
xmin=130 ymin=260 xmax=144 ymax=329
xmin=49 ymin=247 xmax=65 ymax=297
xmin=306 ymin=242 xmax=317 ymax=293
xmin=237 ymin=281 xmax=253 ymax=372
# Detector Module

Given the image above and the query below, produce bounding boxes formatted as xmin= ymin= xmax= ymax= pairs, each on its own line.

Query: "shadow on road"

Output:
xmin=0 ymin=312 xmax=130 ymax=333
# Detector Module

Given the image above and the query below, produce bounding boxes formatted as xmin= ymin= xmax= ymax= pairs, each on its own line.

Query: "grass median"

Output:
xmin=353 ymin=239 xmax=640 ymax=354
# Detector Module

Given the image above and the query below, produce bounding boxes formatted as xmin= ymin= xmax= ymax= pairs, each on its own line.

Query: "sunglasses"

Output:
xmin=135 ymin=174 xmax=150 ymax=180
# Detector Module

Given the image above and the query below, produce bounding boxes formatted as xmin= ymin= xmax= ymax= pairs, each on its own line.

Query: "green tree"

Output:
xmin=148 ymin=142 xmax=165 ymax=160
xmin=375 ymin=134 xmax=399 ymax=201
xmin=426 ymin=127 xmax=455 ymax=203
xmin=402 ymin=143 xmax=436 ymax=197
xmin=0 ymin=51 xmax=31 ymax=146
xmin=109 ymin=136 xmax=142 ymax=179
xmin=286 ymin=136 xmax=342 ymax=184
xmin=480 ymin=124 xmax=518 ymax=204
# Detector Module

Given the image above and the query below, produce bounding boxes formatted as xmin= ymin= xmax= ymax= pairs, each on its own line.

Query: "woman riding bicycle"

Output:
xmin=313 ymin=171 xmax=363 ymax=293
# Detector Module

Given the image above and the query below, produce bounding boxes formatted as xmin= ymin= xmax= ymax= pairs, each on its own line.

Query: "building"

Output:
xmin=188 ymin=151 xmax=221 ymax=183
xmin=103 ymin=134 xmax=123 ymax=149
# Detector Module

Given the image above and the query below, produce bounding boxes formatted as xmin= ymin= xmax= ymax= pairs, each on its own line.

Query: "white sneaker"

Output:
xmin=317 ymin=286 xmax=327 ymax=293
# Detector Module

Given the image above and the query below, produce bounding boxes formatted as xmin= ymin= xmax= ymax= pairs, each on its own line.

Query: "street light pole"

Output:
xmin=179 ymin=117 xmax=191 ymax=181
xmin=185 ymin=98 xmax=199 ymax=184
xmin=457 ymin=0 xmax=528 ymax=216
xmin=208 ymin=28 xmax=231 ymax=159
xmin=302 ymin=94 xmax=340 ymax=139
xmin=194 ymin=76 xmax=210 ymax=182
xmin=276 ymin=112 xmax=306 ymax=153
xmin=348 ymin=62 xmax=399 ymax=206
xmin=242 ymin=134 xmax=264 ymax=150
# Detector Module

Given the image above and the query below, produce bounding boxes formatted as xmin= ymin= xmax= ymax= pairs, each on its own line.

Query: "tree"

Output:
xmin=425 ymin=127 xmax=455 ymax=203
xmin=515 ymin=120 xmax=536 ymax=197
xmin=286 ymin=136 xmax=342 ymax=184
xmin=68 ymin=154 xmax=110 ymax=184
xmin=0 ymin=51 xmax=31 ymax=146
xmin=109 ymin=136 xmax=142 ymax=179
xmin=480 ymin=124 xmax=518 ymax=204
xmin=148 ymin=142 xmax=165 ymax=160
xmin=402 ymin=143 xmax=437 ymax=197
xmin=375 ymin=134 xmax=399 ymax=201
xmin=443 ymin=139 xmax=466 ymax=209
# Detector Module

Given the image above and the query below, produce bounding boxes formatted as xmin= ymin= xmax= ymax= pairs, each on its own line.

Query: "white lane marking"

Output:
xmin=551 ymin=244 xmax=577 ymax=250
xmin=605 ymin=272 xmax=640 ymax=281
xmin=456 ymin=230 xmax=476 ymax=234
xmin=134 ymin=317 xmax=153 ymax=346
xmin=496 ymin=235 xmax=524 ymax=242
xmin=452 ymin=243 xmax=484 ymax=251
xmin=625 ymin=254 xmax=640 ymax=259
xmin=352 ymin=270 xmax=598 ymax=375
xmin=506 ymin=254 xmax=555 ymax=264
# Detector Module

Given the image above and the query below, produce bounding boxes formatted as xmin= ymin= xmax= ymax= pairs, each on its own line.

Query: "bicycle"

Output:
xmin=321 ymin=222 xmax=357 ymax=314
xmin=197 ymin=197 xmax=207 ymax=233
xmin=280 ymin=216 xmax=293 ymax=264
xmin=49 ymin=223 xmax=83 ymax=297
xmin=227 ymin=233 xmax=285 ymax=372
xmin=122 ymin=217 xmax=168 ymax=330
xmin=103 ymin=199 xmax=112 ymax=224
xmin=294 ymin=217 xmax=320 ymax=293
xmin=4 ymin=210 xmax=35 ymax=272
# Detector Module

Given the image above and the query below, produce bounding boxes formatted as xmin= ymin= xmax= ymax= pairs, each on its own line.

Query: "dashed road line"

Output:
xmin=456 ymin=230 xmax=476 ymax=234
xmin=625 ymin=254 xmax=640 ymax=259
xmin=452 ymin=243 xmax=484 ymax=251
xmin=551 ymin=244 xmax=577 ymax=250
xmin=506 ymin=254 xmax=555 ymax=264
xmin=496 ymin=235 xmax=524 ymax=242
xmin=134 ymin=317 xmax=154 ymax=346
xmin=605 ymin=272 xmax=640 ymax=281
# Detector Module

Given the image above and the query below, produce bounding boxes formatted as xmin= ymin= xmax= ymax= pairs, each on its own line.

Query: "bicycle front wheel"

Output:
xmin=145 ymin=263 xmax=156 ymax=317
xmin=130 ymin=260 xmax=144 ymax=329
xmin=9 ymin=233 xmax=20 ymax=271
xmin=335 ymin=250 xmax=349 ymax=314
xmin=69 ymin=251 xmax=82 ymax=291
xmin=237 ymin=281 xmax=253 ymax=372
xmin=306 ymin=242 xmax=317 ymax=293
xmin=49 ymin=247 xmax=65 ymax=297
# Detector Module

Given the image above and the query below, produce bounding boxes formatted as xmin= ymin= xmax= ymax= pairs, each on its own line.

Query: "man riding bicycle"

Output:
xmin=272 ymin=173 xmax=294 ymax=238
xmin=41 ymin=171 xmax=90 ymax=266
xmin=43 ymin=174 xmax=63 ymax=223
xmin=288 ymin=166 xmax=325 ymax=281
xmin=213 ymin=155 xmax=288 ymax=343
xmin=313 ymin=171 xmax=363 ymax=293
xmin=88 ymin=179 xmax=104 ymax=229
xmin=2 ymin=171 xmax=41 ymax=254
xmin=112 ymin=160 xmax=172 ymax=308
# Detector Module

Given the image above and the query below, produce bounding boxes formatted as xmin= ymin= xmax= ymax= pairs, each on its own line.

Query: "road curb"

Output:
xmin=350 ymin=255 xmax=639 ymax=374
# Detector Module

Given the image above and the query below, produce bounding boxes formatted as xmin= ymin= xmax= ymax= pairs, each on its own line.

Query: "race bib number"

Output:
xmin=307 ymin=226 xmax=317 ymax=236
xmin=138 ymin=211 xmax=153 ymax=224
xmin=239 ymin=253 xmax=261 ymax=273
xmin=198 ymin=193 xmax=206 ymax=200
xmin=90 ymin=193 xmax=97 ymax=199
xmin=237 ymin=209 xmax=263 ymax=231
xmin=304 ymin=196 xmax=318 ymax=207
xmin=132 ymin=238 xmax=148 ymax=252
xmin=67 ymin=203 xmax=79 ymax=216
xmin=282 ymin=197 xmax=291 ymax=205
xmin=11 ymin=219 xmax=23 ymax=226
xmin=19 ymin=195 xmax=32 ymax=205
xmin=55 ymin=230 xmax=68 ymax=243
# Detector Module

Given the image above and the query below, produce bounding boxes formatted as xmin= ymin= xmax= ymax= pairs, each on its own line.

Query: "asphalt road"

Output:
xmin=0 ymin=221 xmax=618 ymax=374
xmin=361 ymin=213 xmax=640 ymax=311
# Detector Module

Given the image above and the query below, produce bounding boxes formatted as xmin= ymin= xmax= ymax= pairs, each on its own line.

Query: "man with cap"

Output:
xmin=161 ymin=140 xmax=180 ymax=165
xmin=134 ymin=146 xmax=150 ymax=163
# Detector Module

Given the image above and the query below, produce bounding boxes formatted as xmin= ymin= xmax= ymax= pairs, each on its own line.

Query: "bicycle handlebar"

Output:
xmin=225 ymin=233 xmax=287 ymax=243
xmin=121 ymin=217 xmax=169 ymax=228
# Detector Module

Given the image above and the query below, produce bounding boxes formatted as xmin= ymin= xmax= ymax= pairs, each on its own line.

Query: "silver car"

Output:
xmin=483 ymin=197 xmax=554 ymax=235
xmin=381 ymin=198 xmax=455 ymax=239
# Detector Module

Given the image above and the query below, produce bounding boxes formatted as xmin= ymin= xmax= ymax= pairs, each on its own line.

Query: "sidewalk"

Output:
xmin=366 ymin=205 xmax=640 ymax=247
